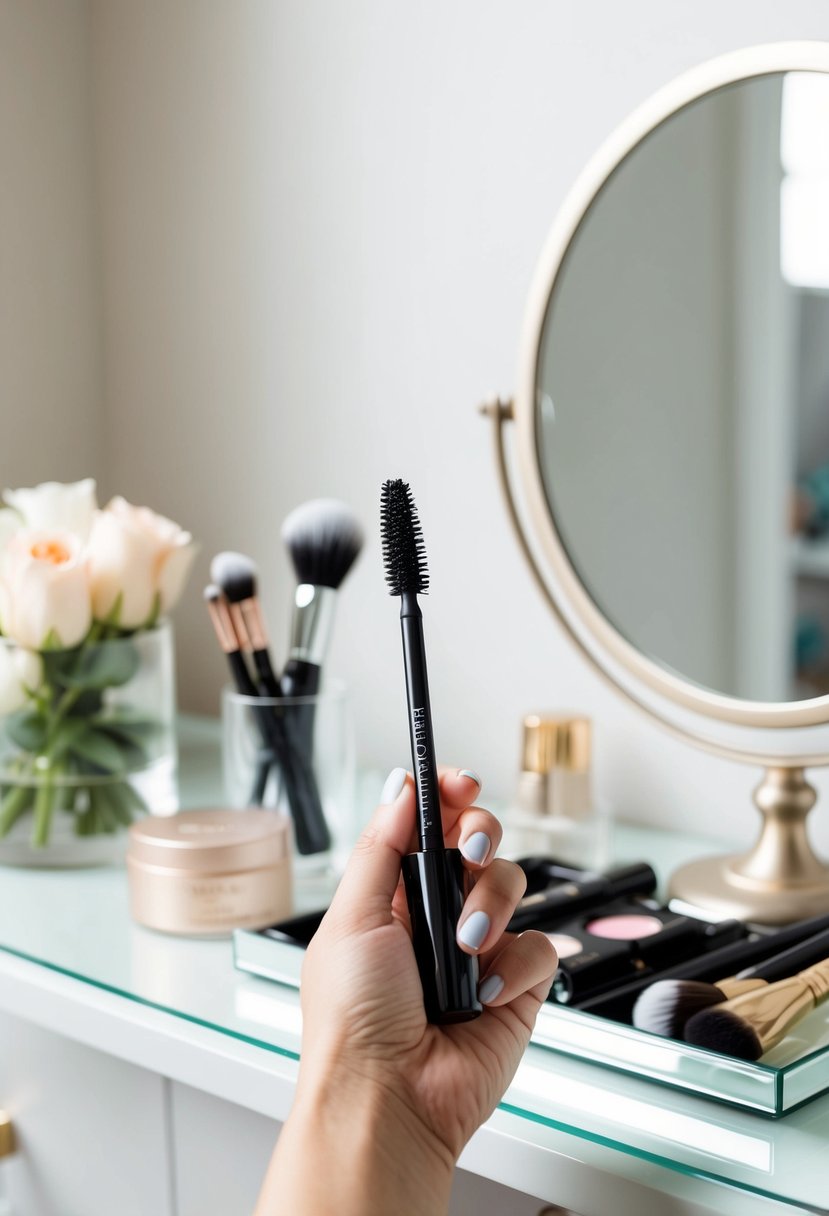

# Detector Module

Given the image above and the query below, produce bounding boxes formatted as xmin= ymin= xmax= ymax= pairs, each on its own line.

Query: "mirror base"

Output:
xmin=668 ymin=852 xmax=829 ymax=925
xmin=670 ymin=768 xmax=829 ymax=924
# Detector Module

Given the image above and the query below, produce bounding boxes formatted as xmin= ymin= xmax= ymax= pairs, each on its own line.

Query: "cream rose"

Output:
xmin=0 ymin=644 xmax=42 ymax=714
xmin=87 ymin=497 xmax=195 ymax=628
xmin=4 ymin=478 xmax=98 ymax=542
xmin=0 ymin=529 xmax=92 ymax=649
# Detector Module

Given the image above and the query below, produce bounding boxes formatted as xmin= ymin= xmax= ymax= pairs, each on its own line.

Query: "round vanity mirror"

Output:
xmin=488 ymin=43 xmax=829 ymax=921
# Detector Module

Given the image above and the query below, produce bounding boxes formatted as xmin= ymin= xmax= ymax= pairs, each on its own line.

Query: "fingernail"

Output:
xmin=458 ymin=909 xmax=490 ymax=950
xmin=460 ymin=831 xmax=490 ymax=865
xmin=380 ymin=767 xmax=406 ymax=805
xmin=478 ymin=973 xmax=504 ymax=1004
xmin=458 ymin=769 xmax=481 ymax=790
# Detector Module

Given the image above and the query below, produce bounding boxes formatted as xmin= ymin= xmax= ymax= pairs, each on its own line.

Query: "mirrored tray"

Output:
xmin=233 ymin=926 xmax=829 ymax=1117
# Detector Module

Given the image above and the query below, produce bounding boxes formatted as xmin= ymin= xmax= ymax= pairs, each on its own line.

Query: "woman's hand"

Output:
xmin=258 ymin=767 xmax=557 ymax=1216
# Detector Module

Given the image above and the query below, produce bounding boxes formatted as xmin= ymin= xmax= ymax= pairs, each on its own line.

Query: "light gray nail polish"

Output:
xmin=460 ymin=832 xmax=490 ymax=865
xmin=478 ymin=974 xmax=504 ymax=1004
xmin=458 ymin=909 xmax=490 ymax=950
xmin=458 ymin=769 xmax=481 ymax=788
xmin=380 ymin=767 xmax=406 ymax=805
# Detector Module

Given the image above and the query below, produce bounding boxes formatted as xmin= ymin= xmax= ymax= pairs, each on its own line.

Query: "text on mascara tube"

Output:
xmin=412 ymin=707 xmax=434 ymax=829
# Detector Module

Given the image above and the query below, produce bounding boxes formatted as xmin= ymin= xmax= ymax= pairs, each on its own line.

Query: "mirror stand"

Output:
xmin=670 ymin=767 xmax=829 ymax=924
xmin=482 ymin=398 xmax=829 ymax=924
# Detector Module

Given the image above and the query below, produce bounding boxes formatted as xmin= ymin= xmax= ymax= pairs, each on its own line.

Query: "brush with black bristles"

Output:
xmin=684 ymin=955 xmax=829 ymax=1061
xmin=210 ymin=552 xmax=281 ymax=697
xmin=280 ymin=499 xmax=364 ymax=707
xmin=380 ymin=478 xmax=481 ymax=1024
xmin=633 ymin=922 xmax=829 ymax=1039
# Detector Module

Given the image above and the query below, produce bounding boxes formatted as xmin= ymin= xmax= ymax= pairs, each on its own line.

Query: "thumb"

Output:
xmin=327 ymin=768 xmax=416 ymax=926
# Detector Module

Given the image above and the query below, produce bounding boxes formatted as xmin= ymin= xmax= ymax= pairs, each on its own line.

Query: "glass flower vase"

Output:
xmin=0 ymin=621 xmax=177 ymax=867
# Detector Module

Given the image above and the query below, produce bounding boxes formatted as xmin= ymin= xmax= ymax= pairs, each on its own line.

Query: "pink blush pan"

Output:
xmin=585 ymin=914 xmax=664 ymax=940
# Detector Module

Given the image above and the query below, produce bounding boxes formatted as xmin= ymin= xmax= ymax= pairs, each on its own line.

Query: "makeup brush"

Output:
xmin=575 ymin=909 xmax=829 ymax=1022
xmin=204 ymin=584 xmax=330 ymax=853
xmin=381 ymin=478 xmax=481 ymax=1024
xmin=281 ymin=498 xmax=364 ymax=705
xmin=204 ymin=583 xmax=271 ymax=804
xmin=684 ymin=957 xmax=829 ymax=1060
xmin=633 ymin=924 xmax=829 ymax=1039
xmin=210 ymin=552 xmax=281 ymax=696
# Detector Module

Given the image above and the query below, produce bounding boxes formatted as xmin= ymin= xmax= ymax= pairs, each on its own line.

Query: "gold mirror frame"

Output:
xmin=486 ymin=41 xmax=829 ymax=921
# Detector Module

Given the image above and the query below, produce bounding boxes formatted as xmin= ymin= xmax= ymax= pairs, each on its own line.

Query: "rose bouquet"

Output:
xmin=0 ymin=479 xmax=195 ymax=848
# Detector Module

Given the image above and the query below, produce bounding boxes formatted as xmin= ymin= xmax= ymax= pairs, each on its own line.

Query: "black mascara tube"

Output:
xmin=399 ymin=592 xmax=482 ymax=1023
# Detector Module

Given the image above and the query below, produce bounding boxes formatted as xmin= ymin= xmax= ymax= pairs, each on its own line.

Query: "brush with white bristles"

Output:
xmin=280 ymin=498 xmax=364 ymax=702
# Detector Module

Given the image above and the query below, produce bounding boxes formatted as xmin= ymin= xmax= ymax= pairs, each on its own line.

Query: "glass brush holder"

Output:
xmin=222 ymin=681 xmax=355 ymax=872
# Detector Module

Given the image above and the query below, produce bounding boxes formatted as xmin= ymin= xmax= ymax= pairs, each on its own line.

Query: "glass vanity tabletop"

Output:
xmin=0 ymin=717 xmax=827 ymax=1213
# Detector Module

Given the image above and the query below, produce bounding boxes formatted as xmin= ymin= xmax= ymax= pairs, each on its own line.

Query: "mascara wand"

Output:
xmin=381 ymin=479 xmax=481 ymax=1023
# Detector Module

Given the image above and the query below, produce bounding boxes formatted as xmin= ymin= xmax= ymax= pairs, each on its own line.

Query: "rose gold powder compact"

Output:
xmin=127 ymin=809 xmax=293 ymax=937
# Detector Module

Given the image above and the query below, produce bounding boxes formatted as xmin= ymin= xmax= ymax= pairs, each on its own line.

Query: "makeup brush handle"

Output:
xmin=700 ymin=975 xmax=819 ymax=1057
xmin=253 ymin=648 xmax=281 ymax=699
xmin=228 ymin=652 xmax=329 ymax=853
xmin=739 ymin=926 xmax=829 ymax=984
xmin=280 ymin=658 xmax=321 ymax=760
xmin=280 ymin=658 xmax=320 ymax=699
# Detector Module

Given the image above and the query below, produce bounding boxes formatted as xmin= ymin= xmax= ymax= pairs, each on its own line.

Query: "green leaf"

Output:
xmin=87 ymin=786 xmax=118 ymax=833
xmin=68 ymin=726 xmax=127 ymax=774
xmin=96 ymin=727 xmax=148 ymax=767
xmin=98 ymin=782 xmax=136 ymax=827
xmin=60 ymin=640 xmax=140 ymax=691
xmin=5 ymin=709 xmax=48 ymax=754
xmin=49 ymin=717 xmax=89 ymax=762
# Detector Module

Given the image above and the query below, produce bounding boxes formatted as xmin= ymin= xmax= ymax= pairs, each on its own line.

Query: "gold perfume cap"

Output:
xmin=522 ymin=715 xmax=591 ymax=774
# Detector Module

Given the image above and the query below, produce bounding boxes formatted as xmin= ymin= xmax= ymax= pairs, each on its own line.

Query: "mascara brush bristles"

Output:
xmin=282 ymin=498 xmax=364 ymax=589
xmin=380 ymin=479 xmax=429 ymax=597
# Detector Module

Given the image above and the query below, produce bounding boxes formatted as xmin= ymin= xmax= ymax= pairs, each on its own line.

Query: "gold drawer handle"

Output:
xmin=0 ymin=1110 xmax=15 ymax=1159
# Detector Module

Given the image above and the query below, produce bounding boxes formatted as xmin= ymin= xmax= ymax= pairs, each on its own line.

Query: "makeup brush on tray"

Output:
xmin=684 ymin=956 xmax=829 ymax=1060
xmin=633 ymin=923 xmax=829 ymax=1039
xmin=381 ymin=478 xmax=481 ymax=1024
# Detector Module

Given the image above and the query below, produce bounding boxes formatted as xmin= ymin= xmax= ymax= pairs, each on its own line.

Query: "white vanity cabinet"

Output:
xmin=168 ymin=1082 xmax=543 ymax=1216
xmin=0 ymin=1007 xmax=551 ymax=1216
xmin=0 ymin=1012 xmax=173 ymax=1216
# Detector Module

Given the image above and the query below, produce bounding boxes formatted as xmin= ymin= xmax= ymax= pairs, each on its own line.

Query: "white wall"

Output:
xmin=0 ymin=0 xmax=103 ymax=488
xmin=12 ymin=1 xmax=829 ymax=854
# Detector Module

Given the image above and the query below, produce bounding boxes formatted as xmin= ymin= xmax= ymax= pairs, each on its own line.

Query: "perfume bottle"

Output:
xmin=505 ymin=714 xmax=608 ymax=868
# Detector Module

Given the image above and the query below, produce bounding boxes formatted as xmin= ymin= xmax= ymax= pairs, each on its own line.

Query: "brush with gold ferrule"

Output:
xmin=684 ymin=956 xmax=829 ymax=1060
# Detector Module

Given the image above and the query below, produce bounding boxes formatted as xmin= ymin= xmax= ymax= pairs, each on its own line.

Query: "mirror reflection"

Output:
xmin=537 ymin=71 xmax=829 ymax=703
